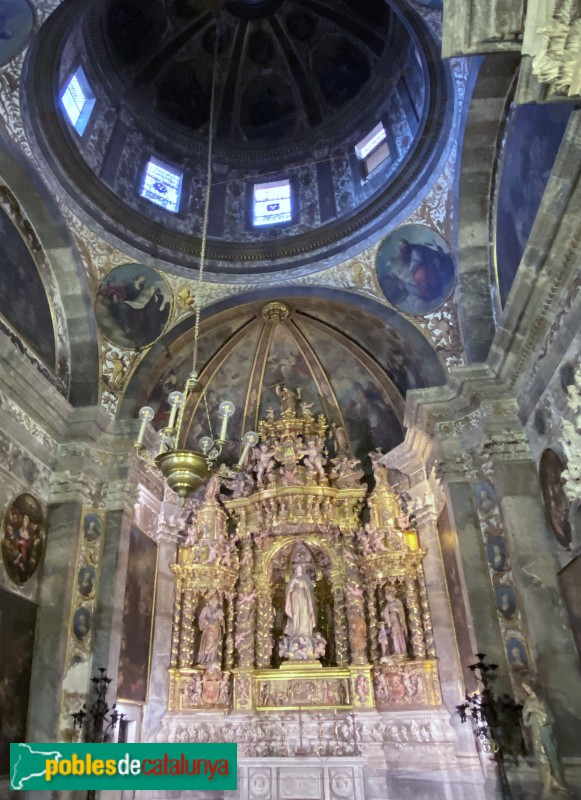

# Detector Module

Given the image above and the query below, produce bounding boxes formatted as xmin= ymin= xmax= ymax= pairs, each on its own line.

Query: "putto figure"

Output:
xmin=302 ymin=437 xmax=326 ymax=481
xmin=253 ymin=442 xmax=276 ymax=485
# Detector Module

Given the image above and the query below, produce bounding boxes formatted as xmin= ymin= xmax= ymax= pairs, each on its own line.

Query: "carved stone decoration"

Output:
xmin=173 ymin=667 xmax=231 ymax=712
xmin=562 ymin=365 xmax=581 ymax=503
xmin=532 ymin=1 xmax=581 ymax=98
xmin=373 ymin=660 xmax=441 ymax=707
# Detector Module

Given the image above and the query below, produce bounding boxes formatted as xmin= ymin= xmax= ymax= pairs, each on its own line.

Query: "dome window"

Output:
xmin=60 ymin=67 xmax=96 ymax=136
xmin=253 ymin=179 xmax=292 ymax=227
xmin=355 ymin=123 xmax=390 ymax=179
xmin=140 ymin=157 xmax=183 ymax=213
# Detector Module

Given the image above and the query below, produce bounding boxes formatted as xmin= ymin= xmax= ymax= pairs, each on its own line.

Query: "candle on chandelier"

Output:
xmin=218 ymin=400 xmax=235 ymax=442
xmin=137 ymin=406 xmax=154 ymax=445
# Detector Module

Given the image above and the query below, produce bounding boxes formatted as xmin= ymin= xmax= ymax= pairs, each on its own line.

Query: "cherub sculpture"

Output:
xmin=330 ymin=455 xmax=363 ymax=488
xmin=302 ymin=437 xmax=326 ymax=480
xmin=253 ymin=442 xmax=276 ymax=485
xmin=313 ymin=631 xmax=327 ymax=659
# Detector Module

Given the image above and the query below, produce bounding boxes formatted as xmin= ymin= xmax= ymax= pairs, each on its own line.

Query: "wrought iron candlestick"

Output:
xmin=456 ymin=653 xmax=523 ymax=799
xmin=72 ymin=669 xmax=125 ymax=800
xmin=72 ymin=668 xmax=125 ymax=744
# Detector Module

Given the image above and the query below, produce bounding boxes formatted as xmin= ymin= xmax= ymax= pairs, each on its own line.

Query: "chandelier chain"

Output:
xmin=192 ymin=20 xmax=220 ymax=376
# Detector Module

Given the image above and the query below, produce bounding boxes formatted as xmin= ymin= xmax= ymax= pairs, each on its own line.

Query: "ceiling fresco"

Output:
xmin=494 ymin=103 xmax=573 ymax=306
xmin=125 ymin=295 xmax=446 ymax=471
xmin=0 ymin=205 xmax=56 ymax=369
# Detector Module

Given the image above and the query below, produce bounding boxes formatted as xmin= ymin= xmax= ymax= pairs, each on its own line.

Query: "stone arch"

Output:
xmin=456 ymin=53 xmax=520 ymax=363
xmin=0 ymin=128 xmax=99 ymax=405
xmin=260 ymin=533 xmax=342 ymax=575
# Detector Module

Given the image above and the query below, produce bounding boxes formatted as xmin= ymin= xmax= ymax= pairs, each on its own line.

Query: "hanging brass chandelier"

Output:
xmin=134 ymin=17 xmax=257 ymax=498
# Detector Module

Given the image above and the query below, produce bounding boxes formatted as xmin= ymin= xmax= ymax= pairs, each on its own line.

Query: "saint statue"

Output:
xmin=276 ymin=384 xmax=299 ymax=415
xmin=197 ymin=594 xmax=224 ymax=666
xmin=522 ymin=683 xmax=570 ymax=797
xmin=382 ymin=591 xmax=408 ymax=656
xmin=284 ymin=565 xmax=316 ymax=638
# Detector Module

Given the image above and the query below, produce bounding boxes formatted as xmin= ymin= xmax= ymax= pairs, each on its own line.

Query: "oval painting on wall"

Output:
xmin=96 ymin=263 xmax=172 ymax=350
xmin=0 ymin=0 xmax=34 ymax=67
xmin=539 ymin=448 xmax=571 ymax=549
xmin=1 ymin=493 xmax=45 ymax=585
xmin=376 ymin=224 xmax=455 ymax=315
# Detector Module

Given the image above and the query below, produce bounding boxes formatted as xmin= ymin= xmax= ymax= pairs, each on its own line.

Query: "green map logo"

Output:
xmin=11 ymin=744 xmax=64 ymax=789
xmin=10 ymin=743 xmax=237 ymax=790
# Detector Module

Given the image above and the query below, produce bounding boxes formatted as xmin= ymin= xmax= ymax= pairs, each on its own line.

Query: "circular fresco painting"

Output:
xmin=1 ymin=493 xmax=45 ymax=584
xmin=96 ymin=263 xmax=172 ymax=350
xmin=376 ymin=224 xmax=455 ymax=315
xmin=539 ymin=448 xmax=571 ymax=549
xmin=0 ymin=0 xmax=34 ymax=67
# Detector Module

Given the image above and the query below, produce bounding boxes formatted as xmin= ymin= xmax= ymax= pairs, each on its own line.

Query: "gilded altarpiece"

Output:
xmin=168 ymin=396 xmax=441 ymax=721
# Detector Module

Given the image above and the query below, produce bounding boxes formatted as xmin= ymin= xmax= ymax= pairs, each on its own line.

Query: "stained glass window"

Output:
xmin=60 ymin=67 xmax=96 ymax=136
xmin=253 ymin=179 xmax=292 ymax=227
xmin=140 ymin=157 xmax=183 ymax=213
xmin=355 ymin=123 xmax=389 ymax=178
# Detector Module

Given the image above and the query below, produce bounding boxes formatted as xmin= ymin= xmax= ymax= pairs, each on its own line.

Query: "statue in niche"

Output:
xmin=284 ymin=565 xmax=316 ymax=637
xmin=302 ymin=437 xmax=326 ymax=481
xmin=521 ymin=682 xmax=570 ymax=797
xmin=382 ymin=592 xmax=408 ymax=656
xmin=378 ymin=621 xmax=390 ymax=660
xmin=276 ymin=384 xmax=299 ymax=414
xmin=197 ymin=594 xmax=224 ymax=666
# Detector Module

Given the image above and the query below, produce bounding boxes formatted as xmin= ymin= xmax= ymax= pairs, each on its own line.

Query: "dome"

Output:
xmin=22 ymin=0 xmax=452 ymax=278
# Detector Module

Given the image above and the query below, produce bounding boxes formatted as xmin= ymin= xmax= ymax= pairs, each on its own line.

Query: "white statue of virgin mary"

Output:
xmin=284 ymin=564 xmax=316 ymax=637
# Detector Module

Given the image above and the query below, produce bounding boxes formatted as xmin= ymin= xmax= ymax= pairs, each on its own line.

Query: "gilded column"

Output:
xmin=365 ymin=580 xmax=379 ymax=663
xmin=417 ymin=571 xmax=436 ymax=658
xmin=343 ymin=535 xmax=367 ymax=664
xmin=179 ymin=586 xmax=196 ymax=667
xmin=224 ymin=591 xmax=235 ymax=670
xmin=236 ymin=534 xmax=256 ymax=668
xmin=331 ymin=571 xmax=348 ymax=666
xmin=255 ymin=577 xmax=273 ymax=668
xmin=403 ymin=578 xmax=426 ymax=658
xmin=170 ymin=577 xmax=183 ymax=668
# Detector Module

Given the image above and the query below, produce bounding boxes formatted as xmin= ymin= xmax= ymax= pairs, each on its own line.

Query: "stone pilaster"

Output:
xmin=142 ymin=490 xmax=180 ymax=742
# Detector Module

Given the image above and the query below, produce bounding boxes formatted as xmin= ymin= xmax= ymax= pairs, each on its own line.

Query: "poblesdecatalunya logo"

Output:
xmin=10 ymin=742 xmax=237 ymax=791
